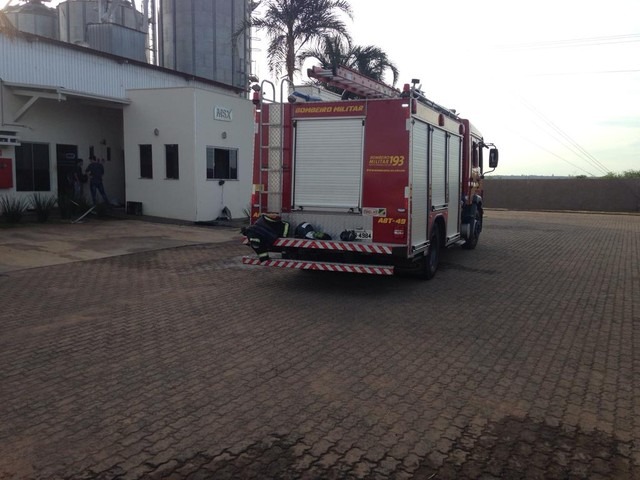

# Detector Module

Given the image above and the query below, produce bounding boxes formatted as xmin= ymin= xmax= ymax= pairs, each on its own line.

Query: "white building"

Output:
xmin=0 ymin=27 xmax=254 ymax=222
xmin=123 ymin=87 xmax=253 ymax=221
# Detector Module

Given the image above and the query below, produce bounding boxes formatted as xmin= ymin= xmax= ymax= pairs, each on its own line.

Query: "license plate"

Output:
xmin=355 ymin=230 xmax=373 ymax=240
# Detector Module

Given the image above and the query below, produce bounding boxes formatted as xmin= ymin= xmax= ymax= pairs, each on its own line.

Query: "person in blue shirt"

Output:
xmin=85 ymin=156 xmax=109 ymax=205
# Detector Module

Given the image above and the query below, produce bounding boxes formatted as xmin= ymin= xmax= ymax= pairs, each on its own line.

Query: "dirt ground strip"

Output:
xmin=0 ymin=210 xmax=638 ymax=479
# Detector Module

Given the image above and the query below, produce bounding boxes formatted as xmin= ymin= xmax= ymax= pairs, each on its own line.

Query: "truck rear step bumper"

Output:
xmin=273 ymin=238 xmax=395 ymax=254
xmin=242 ymin=257 xmax=394 ymax=275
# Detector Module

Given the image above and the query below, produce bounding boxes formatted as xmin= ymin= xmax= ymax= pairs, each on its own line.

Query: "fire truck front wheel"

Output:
xmin=462 ymin=207 xmax=482 ymax=250
xmin=421 ymin=225 xmax=441 ymax=280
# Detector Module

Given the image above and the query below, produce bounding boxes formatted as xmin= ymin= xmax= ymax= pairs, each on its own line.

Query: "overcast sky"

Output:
xmin=4 ymin=0 xmax=638 ymax=176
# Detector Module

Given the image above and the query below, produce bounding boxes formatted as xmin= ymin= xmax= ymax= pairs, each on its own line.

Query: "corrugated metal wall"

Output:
xmin=0 ymin=33 xmax=234 ymax=100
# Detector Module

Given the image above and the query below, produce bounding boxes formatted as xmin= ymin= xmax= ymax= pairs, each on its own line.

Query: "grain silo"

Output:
xmin=158 ymin=0 xmax=251 ymax=89
xmin=3 ymin=0 xmax=58 ymax=40
xmin=57 ymin=0 xmax=147 ymax=61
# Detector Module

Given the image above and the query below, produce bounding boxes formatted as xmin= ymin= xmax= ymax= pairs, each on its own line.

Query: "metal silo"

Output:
xmin=57 ymin=0 xmax=147 ymax=60
xmin=57 ymin=0 xmax=101 ymax=45
xmin=3 ymin=0 xmax=58 ymax=40
xmin=86 ymin=22 xmax=148 ymax=62
xmin=158 ymin=0 xmax=251 ymax=89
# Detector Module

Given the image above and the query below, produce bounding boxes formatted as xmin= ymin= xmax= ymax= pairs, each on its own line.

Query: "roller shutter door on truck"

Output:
xmin=411 ymin=121 xmax=429 ymax=247
xmin=447 ymin=135 xmax=462 ymax=239
xmin=431 ymin=128 xmax=447 ymax=209
xmin=293 ymin=118 xmax=364 ymax=209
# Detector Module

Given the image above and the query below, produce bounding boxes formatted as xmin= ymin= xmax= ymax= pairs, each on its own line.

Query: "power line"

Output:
xmin=519 ymin=97 xmax=611 ymax=176
xmin=522 ymin=136 xmax=596 ymax=176
xmin=496 ymin=34 xmax=640 ymax=51
xmin=527 ymin=69 xmax=640 ymax=77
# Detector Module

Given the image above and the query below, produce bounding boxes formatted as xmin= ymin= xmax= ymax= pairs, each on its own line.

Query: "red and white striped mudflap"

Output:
xmin=272 ymin=238 xmax=394 ymax=255
xmin=241 ymin=257 xmax=394 ymax=275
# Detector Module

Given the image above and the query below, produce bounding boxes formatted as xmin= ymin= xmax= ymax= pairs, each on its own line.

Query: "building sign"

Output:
xmin=214 ymin=106 xmax=233 ymax=122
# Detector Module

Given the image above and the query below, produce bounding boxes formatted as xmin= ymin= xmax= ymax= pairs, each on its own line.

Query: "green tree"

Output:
xmin=300 ymin=35 xmax=399 ymax=88
xmin=238 ymin=0 xmax=353 ymax=83
xmin=603 ymin=169 xmax=640 ymax=179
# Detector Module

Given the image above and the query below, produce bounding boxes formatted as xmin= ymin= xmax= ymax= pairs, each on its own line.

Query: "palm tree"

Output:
xmin=299 ymin=34 xmax=350 ymax=72
xmin=301 ymin=35 xmax=399 ymax=86
xmin=300 ymin=35 xmax=399 ymax=98
xmin=349 ymin=45 xmax=399 ymax=86
xmin=237 ymin=0 xmax=353 ymax=83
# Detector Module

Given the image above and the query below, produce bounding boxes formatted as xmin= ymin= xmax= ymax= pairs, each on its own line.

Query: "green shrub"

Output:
xmin=0 ymin=195 xmax=29 ymax=223
xmin=603 ymin=169 xmax=640 ymax=179
xmin=31 ymin=193 xmax=57 ymax=223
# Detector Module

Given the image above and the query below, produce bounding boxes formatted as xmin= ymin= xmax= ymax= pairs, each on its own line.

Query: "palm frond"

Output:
xmin=237 ymin=0 xmax=354 ymax=81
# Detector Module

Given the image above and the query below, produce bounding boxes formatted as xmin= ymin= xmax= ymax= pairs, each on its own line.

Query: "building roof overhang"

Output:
xmin=3 ymin=81 xmax=131 ymax=121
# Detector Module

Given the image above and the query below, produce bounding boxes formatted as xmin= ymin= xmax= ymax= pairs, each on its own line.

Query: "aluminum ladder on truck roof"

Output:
xmin=307 ymin=65 xmax=400 ymax=99
xmin=307 ymin=65 xmax=459 ymax=119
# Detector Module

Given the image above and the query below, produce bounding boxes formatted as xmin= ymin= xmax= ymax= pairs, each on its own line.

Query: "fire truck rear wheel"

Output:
xmin=462 ymin=209 xmax=482 ymax=250
xmin=422 ymin=225 xmax=441 ymax=280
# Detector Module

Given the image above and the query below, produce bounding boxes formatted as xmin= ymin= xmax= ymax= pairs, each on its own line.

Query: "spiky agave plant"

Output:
xmin=31 ymin=193 xmax=57 ymax=222
xmin=0 ymin=194 xmax=29 ymax=223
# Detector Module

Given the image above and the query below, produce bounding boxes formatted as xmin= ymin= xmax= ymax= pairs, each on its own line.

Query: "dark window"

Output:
xmin=139 ymin=144 xmax=153 ymax=179
xmin=165 ymin=144 xmax=179 ymax=179
xmin=15 ymin=142 xmax=50 ymax=191
xmin=472 ymin=142 xmax=479 ymax=168
xmin=207 ymin=147 xmax=238 ymax=180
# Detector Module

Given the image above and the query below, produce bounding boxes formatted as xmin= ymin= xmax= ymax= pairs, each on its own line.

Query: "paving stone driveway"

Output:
xmin=0 ymin=210 xmax=638 ymax=479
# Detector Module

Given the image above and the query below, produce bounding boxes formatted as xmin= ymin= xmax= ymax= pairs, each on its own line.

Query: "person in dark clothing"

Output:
xmin=73 ymin=159 xmax=84 ymax=199
xmin=241 ymin=214 xmax=290 ymax=261
xmin=85 ymin=156 xmax=109 ymax=205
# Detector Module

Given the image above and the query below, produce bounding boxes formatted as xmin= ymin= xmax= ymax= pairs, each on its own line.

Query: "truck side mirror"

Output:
xmin=489 ymin=148 xmax=499 ymax=169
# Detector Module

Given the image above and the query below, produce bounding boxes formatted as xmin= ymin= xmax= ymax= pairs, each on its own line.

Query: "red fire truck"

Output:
xmin=242 ymin=66 xmax=498 ymax=278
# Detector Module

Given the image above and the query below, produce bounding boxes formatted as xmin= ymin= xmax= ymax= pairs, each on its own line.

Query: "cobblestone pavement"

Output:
xmin=1 ymin=210 xmax=639 ymax=479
